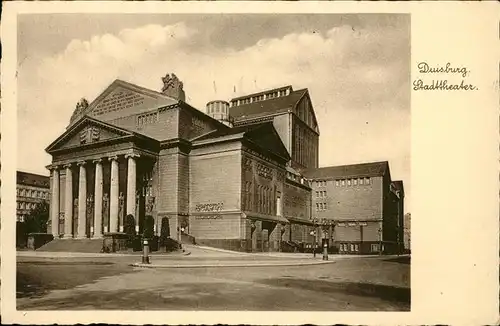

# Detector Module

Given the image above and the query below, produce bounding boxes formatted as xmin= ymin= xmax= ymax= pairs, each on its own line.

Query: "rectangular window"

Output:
xmin=350 ymin=244 xmax=354 ymax=252
xmin=365 ymin=177 xmax=371 ymax=185
xmin=354 ymin=244 xmax=359 ymax=252
xmin=347 ymin=179 xmax=351 ymax=186
xmin=371 ymin=244 xmax=379 ymax=252
xmin=335 ymin=180 xmax=340 ymax=187
xmin=353 ymin=179 xmax=358 ymax=186
xmin=324 ymin=203 xmax=327 ymax=210
xmin=316 ymin=203 xmax=319 ymax=211
xmin=341 ymin=180 xmax=345 ymax=186
xmin=359 ymin=178 xmax=364 ymax=185
xmin=316 ymin=191 xmax=319 ymax=197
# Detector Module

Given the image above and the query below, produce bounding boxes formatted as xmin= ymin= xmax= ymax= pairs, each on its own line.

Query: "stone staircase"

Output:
xmin=37 ymin=238 xmax=104 ymax=253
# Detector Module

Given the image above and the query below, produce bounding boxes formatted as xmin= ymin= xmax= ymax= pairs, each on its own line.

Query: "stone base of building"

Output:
xmin=195 ymin=238 xmax=282 ymax=253
xmin=334 ymin=241 xmax=402 ymax=255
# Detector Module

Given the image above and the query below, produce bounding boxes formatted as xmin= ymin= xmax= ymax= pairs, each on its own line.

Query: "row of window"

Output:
xmin=243 ymin=181 xmax=283 ymax=216
xmin=316 ymin=202 xmax=327 ymax=211
xmin=339 ymin=243 xmax=360 ymax=252
xmin=17 ymin=188 xmax=49 ymax=199
xmin=232 ymin=90 xmax=290 ymax=107
xmin=339 ymin=243 xmax=381 ymax=253
xmin=314 ymin=178 xmax=372 ymax=188
xmin=256 ymin=184 xmax=273 ymax=215
xmin=315 ymin=190 xmax=327 ymax=198
xmin=137 ymin=112 xmax=159 ymax=126
xmin=336 ymin=177 xmax=371 ymax=187
xmin=292 ymin=123 xmax=317 ymax=168
xmin=17 ymin=201 xmax=38 ymax=210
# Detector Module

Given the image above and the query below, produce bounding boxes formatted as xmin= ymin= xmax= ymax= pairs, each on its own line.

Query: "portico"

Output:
xmin=46 ymin=116 xmax=159 ymax=239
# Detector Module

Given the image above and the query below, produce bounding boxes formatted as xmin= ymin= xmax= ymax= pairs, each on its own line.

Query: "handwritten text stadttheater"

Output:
xmin=413 ymin=62 xmax=477 ymax=91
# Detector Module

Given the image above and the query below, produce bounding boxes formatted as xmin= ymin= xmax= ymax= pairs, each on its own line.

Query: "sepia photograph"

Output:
xmin=12 ymin=12 xmax=411 ymax=312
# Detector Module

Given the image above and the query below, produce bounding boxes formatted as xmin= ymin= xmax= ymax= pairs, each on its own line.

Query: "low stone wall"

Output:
xmin=196 ymin=239 xmax=249 ymax=252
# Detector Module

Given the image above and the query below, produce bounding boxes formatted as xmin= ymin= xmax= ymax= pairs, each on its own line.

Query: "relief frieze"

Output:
xmin=243 ymin=157 xmax=253 ymax=171
xmin=257 ymin=163 xmax=273 ymax=180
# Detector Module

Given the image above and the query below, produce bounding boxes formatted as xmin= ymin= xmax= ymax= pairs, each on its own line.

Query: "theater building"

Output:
xmin=44 ymin=73 xmax=404 ymax=253
xmin=45 ymin=74 xmax=319 ymax=252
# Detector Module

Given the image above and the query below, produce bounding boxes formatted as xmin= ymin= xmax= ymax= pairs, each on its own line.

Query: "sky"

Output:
xmin=17 ymin=13 xmax=411 ymax=212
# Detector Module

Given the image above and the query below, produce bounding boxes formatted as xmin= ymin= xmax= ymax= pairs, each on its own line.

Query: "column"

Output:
xmin=109 ymin=156 xmax=119 ymax=233
xmin=63 ymin=164 xmax=73 ymax=238
xmin=125 ymin=154 xmax=138 ymax=219
xmin=50 ymin=166 xmax=60 ymax=237
xmin=93 ymin=159 xmax=103 ymax=238
xmin=77 ymin=161 xmax=87 ymax=238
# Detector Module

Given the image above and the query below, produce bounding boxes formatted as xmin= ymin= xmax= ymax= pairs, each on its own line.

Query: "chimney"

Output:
xmin=161 ymin=73 xmax=186 ymax=101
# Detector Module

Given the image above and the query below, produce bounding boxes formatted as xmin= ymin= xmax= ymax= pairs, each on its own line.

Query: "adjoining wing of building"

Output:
xmin=43 ymin=74 xmax=405 ymax=254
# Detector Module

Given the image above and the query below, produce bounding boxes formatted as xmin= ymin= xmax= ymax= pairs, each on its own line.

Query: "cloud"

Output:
xmin=17 ymin=19 xmax=411 ymax=211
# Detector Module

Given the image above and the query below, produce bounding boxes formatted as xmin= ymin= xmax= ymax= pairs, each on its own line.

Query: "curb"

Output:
xmin=130 ymin=260 xmax=336 ymax=269
xmin=16 ymin=250 xmax=192 ymax=258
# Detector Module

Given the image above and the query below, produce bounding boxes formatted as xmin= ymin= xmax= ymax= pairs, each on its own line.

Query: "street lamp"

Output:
xmin=310 ymin=218 xmax=318 ymax=258
xmin=142 ymin=238 xmax=150 ymax=264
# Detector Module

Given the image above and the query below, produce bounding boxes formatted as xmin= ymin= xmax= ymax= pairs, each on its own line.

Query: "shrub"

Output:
xmin=163 ymin=237 xmax=181 ymax=252
xmin=143 ymin=215 xmax=154 ymax=239
xmin=124 ymin=214 xmax=136 ymax=236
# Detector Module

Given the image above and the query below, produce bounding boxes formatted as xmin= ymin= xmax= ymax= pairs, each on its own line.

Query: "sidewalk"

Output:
xmin=183 ymin=244 xmax=377 ymax=259
xmin=131 ymin=259 xmax=336 ymax=269
xmin=16 ymin=250 xmax=191 ymax=258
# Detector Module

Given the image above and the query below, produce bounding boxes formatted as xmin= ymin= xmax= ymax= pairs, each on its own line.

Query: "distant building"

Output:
xmin=304 ymin=162 xmax=405 ymax=254
xmin=17 ymin=171 xmax=51 ymax=222
xmin=404 ymin=212 xmax=411 ymax=250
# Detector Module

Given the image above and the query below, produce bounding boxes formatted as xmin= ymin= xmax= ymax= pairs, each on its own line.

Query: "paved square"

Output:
xmin=17 ymin=251 xmax=410 ymax=311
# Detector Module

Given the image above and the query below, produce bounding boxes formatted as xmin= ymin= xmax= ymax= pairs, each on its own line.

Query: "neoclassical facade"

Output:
xmin=45 ymin=74 xmax=317 ymax=252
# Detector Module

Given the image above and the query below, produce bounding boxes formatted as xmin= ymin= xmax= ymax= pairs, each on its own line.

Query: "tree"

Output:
xmin=25 ymin=200 xmax=50 ymax=234
xmin=124 ymin=214 xmax=136 ymax=236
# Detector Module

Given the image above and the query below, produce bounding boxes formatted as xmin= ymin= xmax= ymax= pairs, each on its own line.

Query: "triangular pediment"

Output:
xmin=47 ymin=116 xmax=135 ymax=153
xmin=68 ymin=79 xmax=179 ymax=128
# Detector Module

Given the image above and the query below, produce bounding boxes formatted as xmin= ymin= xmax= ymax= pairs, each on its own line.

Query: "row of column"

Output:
xmin=50 ymin=154 xmax=139 ymax=238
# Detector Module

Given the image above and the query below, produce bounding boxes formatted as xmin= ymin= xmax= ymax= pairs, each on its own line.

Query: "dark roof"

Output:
xmin=17 ymin=171 xmax=50 ymax=188
xmin=303 ymin=161 xmax=389 ymax=179
xmin=194 ymin=121 xmax=291 ymax=162
xmin=230 ymin=89 xmax=307 ymax=121
xmin=392 ymin=180 xmax=405 ymax=196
